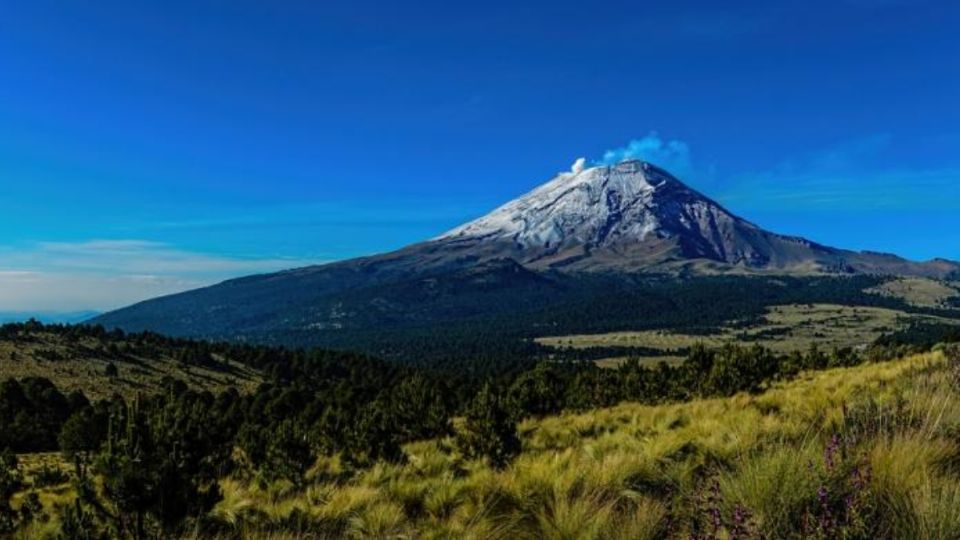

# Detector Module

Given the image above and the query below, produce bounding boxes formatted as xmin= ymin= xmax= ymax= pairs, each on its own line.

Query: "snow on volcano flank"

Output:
xmin=439 ymin=160 xmax=682 ymax=251
xmin=429 ymin=158 xmax=960 ymax=275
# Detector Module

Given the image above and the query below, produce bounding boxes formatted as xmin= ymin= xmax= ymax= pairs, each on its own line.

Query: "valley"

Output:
xmin=539 ymin=301 xmax=960 ymax=367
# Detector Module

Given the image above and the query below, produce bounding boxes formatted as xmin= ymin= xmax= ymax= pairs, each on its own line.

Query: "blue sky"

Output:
xmin=1 ymin=0 xmax=958 ymax=312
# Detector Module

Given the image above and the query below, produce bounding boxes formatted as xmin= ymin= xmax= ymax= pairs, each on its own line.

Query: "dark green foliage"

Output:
xmin=59 ymin=406 xmax=109 ymax=459
xmin=507 ymin=362 xmax=565 ymax=417
xmin=58 ymin=496 xmax=103 ymax=540
xmin=18 ymin=491 xmax=43 ymax=525
xmin=876 ymin=321 xmax=960 ymax=349
xmin=104 ymin=362 xmax=119 ymax=377
xmin=0 ymin=449 xmax=22 ymax=533
xmin=504 ymin=342 xmax=882 ymax=415
xmin=343 ymin=400 xmax=405 ymax=466
xmin=96 ymin=390 xmax=228 ymax=538
xmin=263 ymin=420 xmax=314 ymax=485
xmin=389 ymin=374 xmax=453 ymax=441
xmin=0 ymin=377 xmax=73 ymax=452
xmin=32 ymin=463 xmax=69 ymax=488
xmin=82 ymin=273 xmax=960 ymax=367
xmin=457 ymin=384 xmax=521 ymax=468
xmin=701 ymin=344 xmax=780 ymax=396
xmin=89 ymin=263 xmax=960 ymax=368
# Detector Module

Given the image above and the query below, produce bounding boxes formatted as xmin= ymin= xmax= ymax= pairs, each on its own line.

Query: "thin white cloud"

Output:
xmin=570 ymin=157 xmax=587 ymax=174
xmin=0 ymin=240 xmax=321 ymax=312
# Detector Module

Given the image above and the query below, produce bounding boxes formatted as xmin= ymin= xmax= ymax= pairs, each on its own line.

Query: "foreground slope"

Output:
xmin=17 ymin=348 xmax=957 ymax=538
xmin=92 ymin=160 xmax=960 ymax=347
xmin=205 ymin=349 xmax=960 ymax=538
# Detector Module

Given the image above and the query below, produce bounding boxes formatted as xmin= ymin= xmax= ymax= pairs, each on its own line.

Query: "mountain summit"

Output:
xmin=430 ymin=160 xmax=792 ymax=272
xmin=421 ymin=160 xmax=955 ymax=275
xmin=91 ymin=160 xmax=959 ymax=341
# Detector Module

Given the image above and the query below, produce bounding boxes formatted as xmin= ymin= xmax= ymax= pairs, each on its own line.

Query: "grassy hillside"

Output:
xmin=539 ymin=302 xmax=960 ymax=367
xmin=210 ymin=349 xmax=960 ymax=539
xmin=866 ymin=277 xmax=960 ymax=309
xmin=10 ymin=348 xmax=960 ymax=538
xmin=0 ymin=322 xmax=262 ymax=399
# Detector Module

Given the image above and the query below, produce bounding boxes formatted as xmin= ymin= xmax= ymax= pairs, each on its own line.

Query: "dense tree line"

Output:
xmin=0 ymin=377 xmax=88 ymax=452
xmin=6 ymin=275 xmax=956 ymax=374
xmin=241 ymin=274 xmax=960 ymax=366
xmin=876 ymin=321 xmax=960 ymax=349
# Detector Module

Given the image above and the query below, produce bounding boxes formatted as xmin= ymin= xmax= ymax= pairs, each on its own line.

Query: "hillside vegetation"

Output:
xmin=206 ymin=349 xmax=960 ymax=539
xmin=867 ymin=277 xmax=960 ymax=309
xmin=91 ymin=274 xmax=960 ymax=367
xmin=0 ymin=321 xmax=262 ymax=400
xmin=6 ymin=345 xmax=960 ymax=538
xmin=539 ymin=302 xmax=960 ymax=367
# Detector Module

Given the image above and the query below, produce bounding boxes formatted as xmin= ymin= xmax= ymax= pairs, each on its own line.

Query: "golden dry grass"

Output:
xmin=204 ymin=350 xmax=960 ymax=539
xmin=866 ymin=277 xmax=960 ymax=308
xmin=0 ymin=331 xmax=261 ymax=399
xmin=11 ymin=349 xmax=959 ymax=538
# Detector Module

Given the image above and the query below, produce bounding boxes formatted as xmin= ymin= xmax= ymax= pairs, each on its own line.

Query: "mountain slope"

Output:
xmin=91 ymin=160 xmax=960 ymax=348
xmin=427 ymin=160 xmax=956 ymax=275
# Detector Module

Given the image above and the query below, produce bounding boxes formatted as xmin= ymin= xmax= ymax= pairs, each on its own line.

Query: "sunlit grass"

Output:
xmin=16 ymin=350 xmax=959 ymax=538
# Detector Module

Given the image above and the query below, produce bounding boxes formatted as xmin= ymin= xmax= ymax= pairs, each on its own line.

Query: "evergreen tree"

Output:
xmin=59 ymin=408 xmax=107 ymax=461
xmin=457 ymin=383 xmax=520 ymax=469
xmin=507 ymin=361 xmax=564 ymax=418
xmin=96 ymin=393 xmax=224 ymax=538
xmin=345 ymin=400 xmax=405 ymax=466
xmin=263 ymin=420 xmax=314 ymax=485
xmin=390 ymin=374 xmax=452 ymax=440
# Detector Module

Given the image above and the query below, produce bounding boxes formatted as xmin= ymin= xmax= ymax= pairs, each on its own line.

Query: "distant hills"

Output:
xmin=91 ymin=160 xmax=960 ymax=359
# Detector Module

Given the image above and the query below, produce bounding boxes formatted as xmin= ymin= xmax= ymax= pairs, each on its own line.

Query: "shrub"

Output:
xmin=0 ymin=449 xmax=23 ymax=533
xmin=32 ymin=464 xmax=69 ymax=488
xmin=456 ymin=383 xmax=520 ymax=469
xmin=263 ymin=420 xmax=315 ymax=485
xmin=59 ymin=408 xmax=107 ymax=460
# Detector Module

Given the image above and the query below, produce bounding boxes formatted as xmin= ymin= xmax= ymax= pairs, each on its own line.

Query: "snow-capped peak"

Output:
xmin=438 ymin=159 xmax=680 ymax=249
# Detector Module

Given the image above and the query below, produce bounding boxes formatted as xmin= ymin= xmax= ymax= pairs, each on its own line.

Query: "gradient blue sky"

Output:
xmin=1 ymin=0 xmax=959 ymax=313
